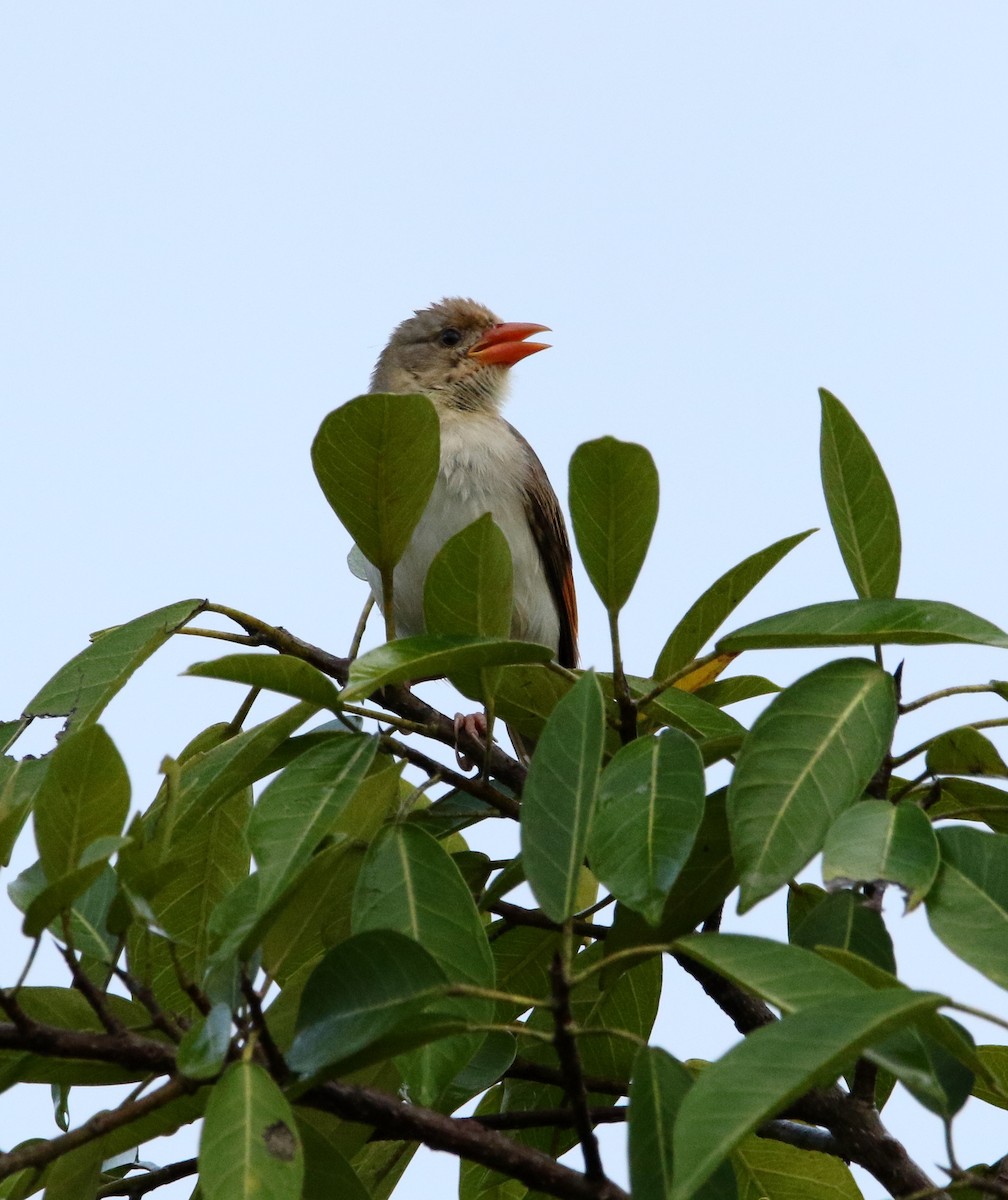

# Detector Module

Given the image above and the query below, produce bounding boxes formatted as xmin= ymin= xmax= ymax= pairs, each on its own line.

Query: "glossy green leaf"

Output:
xmin=177 ymin=1003 xmax=233 ymax=1080
xmin=521 ymin=671 xmax=605 ymax=922
xmin=720 ymin=598 xmax=1008 ymax=652
xmin=288 ymin=930 xmax=448 ymax=1075
xmin=927 ymin=827 xmax=1008 ymax=988
xmin=790 ymin=890 xmax=896 ymax=975
xmin=971 ymin=1045 xmax=1008 ymax=1110
xmin=693 ymin=676 xmax=780 ymax=708
xmin=249 ymin=733 xmax=376 ymax=908
xmin=23 ymin=600 xmax=203 ymax=731
xmin=670 ymin=990 xmax=944 ymax=1200
xmin=727 ymin=659 xmax=897 ymax=911
xmin=199 ymin=1061 xmax=303 ymax=1200
xmin=589 ymin=730 xmax=705 ymax=924
xmin=822 ymin=800 xmax=940 ymax=910
xmin=629 ymin=677 xmax=746 ymax=743
xmin=929 ymin=777 xmax=1008 ymax=834
xmin=819 ymin=389 xmax=901 ymax=599
xmin=630 ymin=1047 xmax=737 ymax=1200
xmin=342 ymin=635 xmax=552 ymax=702
xmin=311 ymin=393 xmax=439 ymax=575
xmin=423 ymin=513 xmax=513 ymax=640
xmin=491 ymin=663 xmax=573 ymax=740
xmin=24 ymin=837 xmax=128 ymax=938
xmin=186 ymin=653 xmax=343 ymax=712
xmin=0 ymin=756 xmax=48 ymax=867
xmin=42 ymin=1141 xmax=104 ymax=1200
xmin=298 ymin=1114 xmax=372 ymax=1200
xmin=569 ymin=436 xmax=659 ymax=614
xmin=732 ymin=1132 xmax=860 ymax=1200
xmin=926 ymin=726 xmax=1008 ymax=778
xmin=33 ymin=725 xmax=129 ymax=882
xmin=655 ymin=530 xmax=814 ymax=678
xmin=353 ymin=824 xmax=495 ymax=1102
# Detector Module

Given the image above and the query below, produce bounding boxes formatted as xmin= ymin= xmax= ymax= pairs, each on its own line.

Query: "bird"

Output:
xmin=362 ymin=297 xmax=578 ymax=760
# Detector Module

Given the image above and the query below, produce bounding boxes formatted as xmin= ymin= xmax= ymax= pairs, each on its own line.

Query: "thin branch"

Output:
xmin=380 ymin=736 xmax=520 ymax=819
xmin=507 ymin=1057 xmax=626 ymax=1097
xmin=59 ymin=937 xmax=127 ymax=1037
xmin=900 ymin=682 xmax=1002 ymax=715
xmin=0 ymin=1020 xmax=175 ymax=1074
xmin=550 ymin=947 xmax=605 ymax=1182
xmin=96 ymin=1158 xmax=198 ymax=1198
xmin=0 ymin=1078 xmax=188 ymax=1181
xmin=241 ymin=973 xmax=287 ymax=1081
xmin=891 ymin=717 xmax=1008 ymax=769
xmin=467 ymin=1105 xmax=626 ymax=1132
xmin=488 ymin=901 xmax=607 ymax=941
xmin=111 ymin=967 xmax=184 ymax=1043
xmin=300 ymin=1079 xmax=629 ymax=1200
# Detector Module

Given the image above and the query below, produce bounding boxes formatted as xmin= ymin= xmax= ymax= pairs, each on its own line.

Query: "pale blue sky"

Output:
xmin=3 ymin=4 xmax=1008 ymax=1195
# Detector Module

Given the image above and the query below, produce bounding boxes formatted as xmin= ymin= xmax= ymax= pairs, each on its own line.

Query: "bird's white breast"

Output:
xmin=362 ymin=410 xmax=560 ymax=654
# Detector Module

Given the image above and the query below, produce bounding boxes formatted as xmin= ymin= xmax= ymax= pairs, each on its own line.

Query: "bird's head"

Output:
xmin=370 ymin=297 xmax=550 ymax=413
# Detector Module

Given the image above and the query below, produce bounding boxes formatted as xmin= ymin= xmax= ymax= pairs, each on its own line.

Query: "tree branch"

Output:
xmin=549 ymin=950 xmax=605 ymax=1181
xmin=96 ymin=1157 xmax=197 ymax=1198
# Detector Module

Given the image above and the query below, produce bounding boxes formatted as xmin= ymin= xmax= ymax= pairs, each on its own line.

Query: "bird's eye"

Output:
xmin=439 ymin=328 xmax=462 ymax=347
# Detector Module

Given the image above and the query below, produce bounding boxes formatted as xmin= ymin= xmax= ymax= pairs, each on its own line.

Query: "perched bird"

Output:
xmin=363 ymin=297 xmax=578 ymax=755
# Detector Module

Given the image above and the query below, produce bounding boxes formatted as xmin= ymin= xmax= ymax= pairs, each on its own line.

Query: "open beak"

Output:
xmin=468 ymin=322 xmax=551 ymax=367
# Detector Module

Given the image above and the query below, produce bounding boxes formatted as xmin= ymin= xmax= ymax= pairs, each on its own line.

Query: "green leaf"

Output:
xmin=926 ymin=726 xmax=1008 ymax=778
xmin=287 ymin=930 xmax=448 ymax=1075
xmin=732 ymin=1132 xmax=860 ymax=1200
xmin=589 ymin=730 xmax=705 ymax=924
xmin=819 ymin=389 xmax=901 ymax=599
xmin=311 ymin=393 xmax=439 ymax=576
xmin=929 ymin=777 xmax=1008 ymax=833
xmin=342 ymin=635 xmax=552 ymax=702
xmin=24 ymin=839 xmax=129 ymax=938
xmin=0 ymin=756 xmax=48 ymax=867
xmin=628 ymin=677 xmax=746 ymax=743
xmin=727 ymin=659 xmax=897 ymax=911
xmin=629 ymin=1047 xmax=737 ymax=1200
xmin=23 ymin=599 xmax=203 ymax=731
xmin=822 ymin=800 xmax=940 ymax=911
xmin=568 ymin=436 xmax=659 ymax=614
xmin=42 ymin=1141 xmax=104 ymax=1200
xmin=297 ymin=1114 xmax=371 ymax=1200
xmin=249 ymin=733 xmax=377 ymax=908
xmin=199 ymin=1062 xmax=303 ymax=1200
xmin=972 ymin=1045 xmax=1008 ymax=1110
xmin=654 ymin=531 xmax=814 ymax=678
xmin=521 ymin=671 xmax=605 ymax=922
xmin=927 ymin=827 xmax=1008 ymax=988
xmin=33 ymin=725 xmax=130 ymax=882
xmin=670 ymin=990 xmax=944 ymax=1200
xmin=790 ymin=890 xmax=896 ymax=975
xmin=693 ymin=676 xmax=780 ymax=708
xmin=424 ymin=513 xmax=513 ymax=640
xmin=352 ymin=824 xmax=496 ymax=1102
xmin=186 ymin=653 xmax=344 ymax=712
xmin=177 ymin=1003 xmax=233 ymax=1080
xmin=720 ymin=598 xmax=1008 ymax=652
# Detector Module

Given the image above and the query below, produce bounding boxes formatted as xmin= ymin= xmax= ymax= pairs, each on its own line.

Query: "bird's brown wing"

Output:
xmin=509 ymin=422 xmax=579 ymax=668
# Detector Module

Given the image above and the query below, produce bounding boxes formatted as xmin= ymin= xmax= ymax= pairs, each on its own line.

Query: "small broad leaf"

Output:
xmin=589 ymin=730 xmax=705 ymax=924
xmin=353 ymin=824 xmax=495 ymax=1103
xmin=654 ymin=530 xmax=814 ymax=678
xmin=23 ymin=599 xmax=204 ymax=732
xmin=342 ymin=635 xmax=552 ymax=702
xmin=733 ymin=1132 xmax=860 ymax=1200
xmin=311 ymin=393 xmax=439 ymax=576
xmin=727 ymin=659 xmax=897 ymax=911
xmin=569 ymin=436 xmax=659 ymax=614
xmin=288 ymin=930 xmax=448 ymax=1075
xmin=186 ymin=654 xmax=343 ymax=712
xmin=670 ymin=990 xmax=944 ymax=1200
xmin=927 ymin=827 xmax=1008 ymax=989
xmin=423 ymin=513 xmax=513 ymax=640
xmin=790 ymin=890 xmax=896 ymax=975
xmin=249 ymin=733 xmax=377 ymax=909
xmin=199 ymin=1061 xmax=303 ymax=1200
xmin=822 ymin=800 xmax=940 ymax=910
xmin=521 ymin=671 xmax=605 ymax=923
xmin=926 ymin=726 xmax=1008 ymax=778
xmin=720 ymin=598 xmax=1008 ymax=652
xmin=33 ymin=725 xmax=130 ymax=883
xmin=177 ymin=1003 xmax=232 ymax=1080
xmin=819 ymin=389 xmax=901 ymax=599
xmin=629 ymin=1047 xmax=737 ymax=1200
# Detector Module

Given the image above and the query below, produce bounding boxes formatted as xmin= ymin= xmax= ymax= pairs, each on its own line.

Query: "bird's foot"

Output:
xmin=453 ymin=711 xmax=488 ymax=772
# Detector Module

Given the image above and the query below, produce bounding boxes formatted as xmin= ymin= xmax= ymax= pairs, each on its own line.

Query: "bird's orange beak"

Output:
xmin=468 ymin=322 xmax=551 ymax=367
